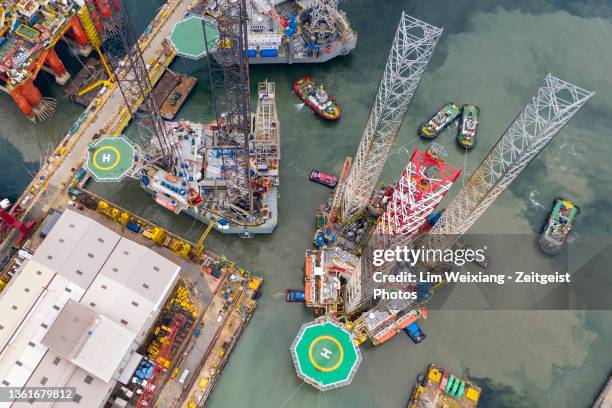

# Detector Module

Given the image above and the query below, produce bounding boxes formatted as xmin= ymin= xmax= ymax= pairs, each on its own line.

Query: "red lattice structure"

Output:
xmin=377 ymin=148 xmax=461 ymax=241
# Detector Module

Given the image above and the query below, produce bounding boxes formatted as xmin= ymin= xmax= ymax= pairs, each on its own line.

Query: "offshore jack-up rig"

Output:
xmin=298 ymin=10 xmax=593 ymax=389
xmin=138 ymin=0 xmax=280 ymax=236
xmin=77 ymin=0 xmax=281 ymax=237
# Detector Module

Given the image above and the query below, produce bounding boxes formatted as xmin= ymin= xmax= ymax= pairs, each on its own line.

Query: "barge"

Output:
xmin=407 ymin=364 xmax=481 ymax=408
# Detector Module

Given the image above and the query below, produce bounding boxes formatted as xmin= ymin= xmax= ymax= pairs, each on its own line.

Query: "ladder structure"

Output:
xmin=253 ymin=80 xmax=280 ymax=186
xmin=340 ymin=13 xmax=443 ymax=224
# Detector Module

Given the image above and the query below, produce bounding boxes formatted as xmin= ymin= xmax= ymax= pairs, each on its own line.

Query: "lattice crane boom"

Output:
xmin=427 ymin=73 xmax=594 ymax=250
xmin=340 ymin=13 xmax=443 ymax=224
xmin=203 ymin=0 xmax=254 ymax=214
xmin=87 ymin=0 xmax=173 ymax=166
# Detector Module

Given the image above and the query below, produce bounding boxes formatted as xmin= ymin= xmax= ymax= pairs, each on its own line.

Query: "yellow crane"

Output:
xmin=192 ymin=222 xmax=216 ymax=258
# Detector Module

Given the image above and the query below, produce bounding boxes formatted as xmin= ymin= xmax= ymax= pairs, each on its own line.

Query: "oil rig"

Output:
xmin=0 ymin=0 xmax=123 ymax=121
xmin=295 ymin=11 xmax=594 ymax=390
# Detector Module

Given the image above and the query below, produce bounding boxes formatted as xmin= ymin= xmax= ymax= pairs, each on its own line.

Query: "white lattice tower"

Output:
xmin=340 ymin=13 xmax=443 ymax=224
xmin=427 ymin=74 xmax=593 ymax=250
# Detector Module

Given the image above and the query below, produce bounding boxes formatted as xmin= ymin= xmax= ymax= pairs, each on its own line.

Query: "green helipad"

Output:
xmin=169 ymin=15 xmax=220 ymax=59
xmin=290 ymin=320 xmax=362 ymax=391
xmin=87 ymin=137 xmax=135 ymax=182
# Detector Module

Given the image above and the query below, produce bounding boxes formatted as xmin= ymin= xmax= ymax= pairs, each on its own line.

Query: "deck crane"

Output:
xmin=136 ymin=313 xmax=187 ymax=408
xmin=0 ymin=208 xmax=36 ymax=246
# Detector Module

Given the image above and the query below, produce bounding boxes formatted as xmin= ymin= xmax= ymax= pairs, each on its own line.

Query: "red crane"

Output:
xmin=0 ymin=208 xmax=36 ymax=245
xmin=136 ymin=313 xmax=187 ymax=408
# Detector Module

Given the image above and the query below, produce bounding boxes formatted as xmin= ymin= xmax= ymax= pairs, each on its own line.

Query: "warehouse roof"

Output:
xmin=0 ymin=209 xmax=181 ymax=406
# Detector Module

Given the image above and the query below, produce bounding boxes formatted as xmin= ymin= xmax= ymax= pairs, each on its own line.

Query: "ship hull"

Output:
xmin=249 ymin=36 xmax=357 ymax=65
xmin=141 ymin=184 xmax=278 ymax=236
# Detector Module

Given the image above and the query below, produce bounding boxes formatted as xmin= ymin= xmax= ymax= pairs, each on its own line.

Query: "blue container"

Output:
xmin=126 ymin=222 xmax=141 ymax=233
xmin=247 ymin=49 xmax=257 ymax=58
xmin=260 ymin=49 xmax=278 ymax=58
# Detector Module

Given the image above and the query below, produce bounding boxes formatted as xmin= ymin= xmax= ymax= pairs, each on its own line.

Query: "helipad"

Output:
xmin=87 ymin=137 xmax=135 ymax=182
xmin=169 ymin=15 xmax=220 ymax=60
xmin=290 ymin=320 xmax=362 ymax=391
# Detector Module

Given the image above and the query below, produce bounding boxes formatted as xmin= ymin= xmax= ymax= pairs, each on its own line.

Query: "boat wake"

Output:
xmin=567 ymin=231 xmax=581 ymax=244
xmin=294 ymin=103 xmax=305 ymax=111
xmin=528 ymin=190 xmax=546 ymax=209
xmin=273 ymin=291 xmax=286 ymax=299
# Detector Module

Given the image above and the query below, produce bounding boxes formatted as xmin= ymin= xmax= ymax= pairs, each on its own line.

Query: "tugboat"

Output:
xmin=309 ymin=169 xmax=338 ymax=188
xmin=456 ymin=105 xmax=480 ymax=149
xmin=293 ymin=77 xmax=341 ymax=120
xmin=538 ymin=198 xmax=580 ymax=254
xmin=419 ymin=103 xmax=461 ymax=139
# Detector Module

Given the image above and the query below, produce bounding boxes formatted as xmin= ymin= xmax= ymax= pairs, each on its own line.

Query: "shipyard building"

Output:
xmin=0 ymin=209 xmax=180 ymax=407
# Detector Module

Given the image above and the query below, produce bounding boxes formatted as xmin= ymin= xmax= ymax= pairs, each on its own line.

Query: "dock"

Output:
xmin=2 ymin=184 xmax=262 ymax=407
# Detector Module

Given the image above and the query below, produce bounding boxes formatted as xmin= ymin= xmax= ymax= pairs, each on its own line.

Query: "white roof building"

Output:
xmin=0 ymin=209 xmax=181 ymax=407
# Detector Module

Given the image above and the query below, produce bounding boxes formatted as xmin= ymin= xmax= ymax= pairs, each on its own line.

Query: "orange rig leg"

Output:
xmin=45 ymin=47 xmax=71 ymax=85
xmin=10 ymin=89 xmax=34 ymax=118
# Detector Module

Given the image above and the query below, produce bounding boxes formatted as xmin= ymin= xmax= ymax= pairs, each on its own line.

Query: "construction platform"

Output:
xmin=407 ymin=364 xmax=481 ymax=408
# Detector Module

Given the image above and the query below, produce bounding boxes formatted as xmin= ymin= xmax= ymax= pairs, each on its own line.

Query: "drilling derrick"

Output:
xmin=340 ymin=13 xmax=443 ymax=224
xmin=86 ymin=0 xmax=173 ymax=167
xmin=203 ymin=0 xmax=253 ymax=215
xmin=345 ymin=146 xmax=461 ymax=314
xmin=426 ymin=74 xmax=594 ymax=251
